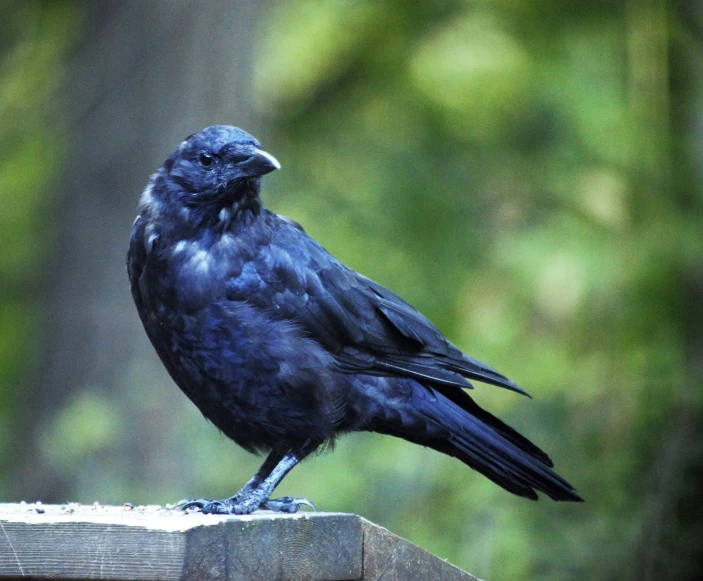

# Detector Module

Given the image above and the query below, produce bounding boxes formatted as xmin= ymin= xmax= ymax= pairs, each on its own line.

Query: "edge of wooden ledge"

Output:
xmin=0 ymin=503 xmax=481 ymax=581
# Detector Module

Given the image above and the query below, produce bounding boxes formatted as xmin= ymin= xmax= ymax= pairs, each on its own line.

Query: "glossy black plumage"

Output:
xmin=127 ymin=125 xmax=582 ymax=514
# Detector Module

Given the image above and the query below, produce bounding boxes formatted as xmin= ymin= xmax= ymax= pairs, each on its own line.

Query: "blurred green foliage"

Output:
xmin=2 ymin=1 xmax=702 ymax=579
xmin=0 ymin=1 xmax=78 ymax=490
xmin=250 ymin=1 xmax=703 ymax=578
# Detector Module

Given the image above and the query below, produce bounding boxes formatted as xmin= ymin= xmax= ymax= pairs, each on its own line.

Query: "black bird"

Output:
xmin=128 ymin=125 xmax=582 ymax=514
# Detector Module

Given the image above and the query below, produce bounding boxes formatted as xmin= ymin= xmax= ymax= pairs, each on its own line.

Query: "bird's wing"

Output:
xmin=241 ymin=217 xmax=528 ymax=396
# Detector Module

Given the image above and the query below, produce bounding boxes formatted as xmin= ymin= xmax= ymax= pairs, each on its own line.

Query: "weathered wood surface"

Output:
xmin=0 ymin=503 xmax=479 ymax=581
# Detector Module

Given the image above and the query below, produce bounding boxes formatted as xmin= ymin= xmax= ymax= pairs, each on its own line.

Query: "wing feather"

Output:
xmin=263 ymin=216 xmax=528 ymax=396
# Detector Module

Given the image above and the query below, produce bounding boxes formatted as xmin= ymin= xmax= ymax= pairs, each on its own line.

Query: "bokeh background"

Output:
xmin=2 ymin=1 xmax=702 ymax=579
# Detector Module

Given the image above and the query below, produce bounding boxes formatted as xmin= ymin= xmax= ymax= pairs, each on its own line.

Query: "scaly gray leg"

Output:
xmin=176 ymin=449 xmax=315 ymax=515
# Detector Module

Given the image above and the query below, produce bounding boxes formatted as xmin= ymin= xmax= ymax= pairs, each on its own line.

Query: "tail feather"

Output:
xmin=413 ymin=386 xmax=582 ymax=502
xmin=435 ymin=385 xmax=554 ymax=467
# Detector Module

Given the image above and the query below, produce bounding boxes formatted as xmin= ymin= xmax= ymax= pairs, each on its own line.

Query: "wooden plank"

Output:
xmin=360 ymin=519 xmax=481 ymax=581
xmin=184 ymin=509 xmax=361 ymax=580
xmin=0 ymin=503 xmax=480 ymax=580
xmin=0 ymin=503 xmax=361 ymax=581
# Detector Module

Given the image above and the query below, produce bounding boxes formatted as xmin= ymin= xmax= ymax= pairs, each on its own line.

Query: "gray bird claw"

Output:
xmin=173 ymin=498 xmax=249 ymax=515
xmin=173 ymin=498 xmax=203 ymax=512
xmin=261 ymin=496 xmax=316 ymax=513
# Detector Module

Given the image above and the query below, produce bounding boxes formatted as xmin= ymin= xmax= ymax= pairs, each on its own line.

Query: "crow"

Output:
xmin=128 ymin=125 xmax=582 ymax=514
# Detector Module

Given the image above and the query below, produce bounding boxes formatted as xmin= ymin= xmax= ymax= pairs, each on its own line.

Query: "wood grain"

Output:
xmin=0 ymin=503 xmax=478 ymax=580
xmin=360 ymin=518 xmax=481 ymax=581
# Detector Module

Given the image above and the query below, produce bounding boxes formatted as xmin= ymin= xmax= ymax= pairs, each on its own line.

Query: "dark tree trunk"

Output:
xmin=14 ymin=0 xmax=264 ymax=503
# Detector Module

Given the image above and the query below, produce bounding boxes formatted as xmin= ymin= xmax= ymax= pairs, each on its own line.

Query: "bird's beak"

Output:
xmin=239 ymin=148 xmax=281 ymax=178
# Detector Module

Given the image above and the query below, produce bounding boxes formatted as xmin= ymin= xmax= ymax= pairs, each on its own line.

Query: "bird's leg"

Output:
xmin=176 ymin=448 xmax=315 ymax=515
xmin=254 ymin=451 xmax=317 ymax=514
xmin=223 ymin=452 xmax=283 ymax=504
xmin=175 ymin=451 xmax=282 ymax=513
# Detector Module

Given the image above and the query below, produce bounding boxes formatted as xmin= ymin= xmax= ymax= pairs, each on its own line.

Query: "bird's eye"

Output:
xmin=198 ymin=152 xmax=214 ymax=168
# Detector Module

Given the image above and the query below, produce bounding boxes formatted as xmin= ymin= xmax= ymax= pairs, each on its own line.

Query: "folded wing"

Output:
xmin=257 ymin=218 xmax=528 ymax=397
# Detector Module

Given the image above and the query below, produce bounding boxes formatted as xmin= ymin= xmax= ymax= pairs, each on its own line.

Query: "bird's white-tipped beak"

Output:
xmin=253 ymin=148 xmax=281 ymax=170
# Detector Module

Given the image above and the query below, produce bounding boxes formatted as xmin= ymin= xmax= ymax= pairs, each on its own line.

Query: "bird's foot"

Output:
xmin=173 ymin=496 xmax=258 ymax=515
xmin=261 ymin=496 xmax=316 ymax=513
xmin=173 ymin=495 xmax=315 ymax=515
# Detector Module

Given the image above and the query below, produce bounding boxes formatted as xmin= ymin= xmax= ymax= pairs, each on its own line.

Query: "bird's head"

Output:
xmin=141 ymin=125 xmax=280 ymax=230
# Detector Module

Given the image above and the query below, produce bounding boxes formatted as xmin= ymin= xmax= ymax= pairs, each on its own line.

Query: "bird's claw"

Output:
xmin=172 ymin=498 xmax=247 ymax=514
xmin=261 ymin=496 xmax=316 ymax=513
xmin=173 ymin=498 xmax=204 ymax=511
xmin=174 ymin=498 xmax=223 ymax=513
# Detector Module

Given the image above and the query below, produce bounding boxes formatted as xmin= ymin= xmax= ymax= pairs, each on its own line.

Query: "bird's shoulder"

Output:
xmin=234 ymin=213 xmax=453 ymax=355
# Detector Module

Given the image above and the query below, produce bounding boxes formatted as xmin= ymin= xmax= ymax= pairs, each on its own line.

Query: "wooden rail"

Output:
xmin=0 ymin=503 xmax=479 ymax=580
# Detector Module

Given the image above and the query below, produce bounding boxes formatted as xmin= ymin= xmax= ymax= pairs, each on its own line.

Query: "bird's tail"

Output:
xmin=402 ymin=384 xmax=583 ymax=502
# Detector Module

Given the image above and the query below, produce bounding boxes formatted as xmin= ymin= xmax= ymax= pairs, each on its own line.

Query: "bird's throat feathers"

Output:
xmin=139 ymin=170 xmax=263 ymax=238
